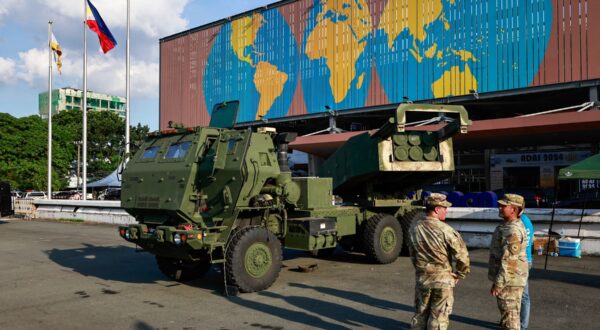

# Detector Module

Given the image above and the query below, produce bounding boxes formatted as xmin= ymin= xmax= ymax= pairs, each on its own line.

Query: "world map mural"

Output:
xmin=200 ymin=0 xmax=554 ymax=122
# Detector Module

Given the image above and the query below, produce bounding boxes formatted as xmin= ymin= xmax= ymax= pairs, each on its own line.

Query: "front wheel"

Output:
xmin=362 ymin=214 xmax=402 ymax=264
xmin=225 ymin=226 xmax=282 ymax=293
xmin=155 ymin=256 xmax=212 ymax=281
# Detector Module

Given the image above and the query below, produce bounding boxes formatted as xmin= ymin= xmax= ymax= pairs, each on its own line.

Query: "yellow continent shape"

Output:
xmin=253 ymin=61 xmax=288 ymax=120
xmin=231 ymin=13 xmax=265 ymax=66
xmin=305 ymin=0 xmax=372 ymax=103
xmin=379 ymin=0 xmax=451 ymax=50
xmin=432 ymin=64 xmax=478 ymax=98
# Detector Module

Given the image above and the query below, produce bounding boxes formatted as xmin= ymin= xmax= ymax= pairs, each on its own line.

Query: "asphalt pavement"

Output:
xmin=0 ymin=218 xmax=598 ymax=329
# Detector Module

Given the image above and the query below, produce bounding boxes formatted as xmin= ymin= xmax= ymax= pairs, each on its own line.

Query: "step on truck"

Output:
xmin=119 ymin=102 xmax=471 ymax=292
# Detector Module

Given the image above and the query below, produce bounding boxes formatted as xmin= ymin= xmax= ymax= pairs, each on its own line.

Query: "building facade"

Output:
xmin=39 ymin=87 xmax=126 ymax=120
xmin=159 ymin=0 xmax=600 ymax=201
xmin=159 ymin=0 xmax=600 ymax=128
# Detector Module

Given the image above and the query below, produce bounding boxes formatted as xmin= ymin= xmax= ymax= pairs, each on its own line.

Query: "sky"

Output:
xmin=0 ymin=0 xmax=278 ymax=130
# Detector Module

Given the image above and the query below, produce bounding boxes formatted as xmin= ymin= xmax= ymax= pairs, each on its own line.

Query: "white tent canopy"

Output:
xmin=87 ymin=164 xmax=123 ymax=188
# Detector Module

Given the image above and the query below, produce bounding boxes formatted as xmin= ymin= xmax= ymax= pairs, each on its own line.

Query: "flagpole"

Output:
xmin=83 ymin=0 xmax=88 ymax=200
xmin=47 ymin=22 xmax=53 ymax=200
xmin=125 ymin=0 xmax=130 ymax=164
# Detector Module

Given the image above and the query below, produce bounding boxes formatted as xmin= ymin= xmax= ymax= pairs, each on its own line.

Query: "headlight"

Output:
xmin=173 ymin=233 xmax=182 ymax=245
xmin=125 ymin=230 xmax=131 ymax=240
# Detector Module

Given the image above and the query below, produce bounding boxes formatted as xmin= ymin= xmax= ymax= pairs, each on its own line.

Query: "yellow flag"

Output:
xmin=50 ymin=33 xmax=62 ymax=74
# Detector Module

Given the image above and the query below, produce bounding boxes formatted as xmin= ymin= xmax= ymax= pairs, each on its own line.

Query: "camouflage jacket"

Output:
xmin=409 ymin=216 xmax=470 ymax=288
xmin=488 ymin=219 xmax=529 ymax=289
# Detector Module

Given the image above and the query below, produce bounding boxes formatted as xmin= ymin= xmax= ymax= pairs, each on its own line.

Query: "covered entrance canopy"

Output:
xmin=558 ymin=153 xmax=600 ymax=180
xmin=290 ymin=110 xmax=600 ymax=158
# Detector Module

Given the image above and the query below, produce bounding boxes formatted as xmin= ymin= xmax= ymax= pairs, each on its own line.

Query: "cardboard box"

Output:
xmin=533 ymin=236 xmax=559 ymax=255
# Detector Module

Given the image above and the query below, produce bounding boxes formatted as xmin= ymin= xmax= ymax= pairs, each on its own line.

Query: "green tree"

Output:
xmin=0 ymin=110 xmax=150 ymax=191
xmin=0 ymin=113 xmax=70 ymax=190
xmin=130 ymin=123 xmax=150 ymax=156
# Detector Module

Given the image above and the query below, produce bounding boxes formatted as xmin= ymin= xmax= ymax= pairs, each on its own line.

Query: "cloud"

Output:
xmin=72 ymin=55 xmax=158 ymax=98
xmin=45 ymin=0 xmax=189 ymax=38
xmin=0 ymin=0 xmax=19 ymax=26
xmin=0 ymin=57 xmax=16 ymax=84
xmin=15 ymin=48 xmax=47 ymax=85
xmin=11 ymin=44 xmax=158 ymax=99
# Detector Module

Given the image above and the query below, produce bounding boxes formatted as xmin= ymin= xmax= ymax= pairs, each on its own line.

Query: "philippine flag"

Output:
xmin=86 ymin=0 xmax=117 ymax=53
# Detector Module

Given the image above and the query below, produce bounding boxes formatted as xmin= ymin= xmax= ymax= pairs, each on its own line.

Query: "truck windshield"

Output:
xmin=142 ymin=146 xmax=160 ymax=159
xmin=164 ymin=141 xmax=192 ymax=159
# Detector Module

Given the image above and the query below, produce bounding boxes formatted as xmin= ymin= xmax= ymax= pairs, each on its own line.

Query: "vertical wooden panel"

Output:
xmin=586 ymin=0 xmax=600 ymax=79
xmin=570 ymin=0 xmax=582 ymax=81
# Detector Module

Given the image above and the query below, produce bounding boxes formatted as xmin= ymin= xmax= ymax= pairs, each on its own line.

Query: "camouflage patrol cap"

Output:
xmin=498 ymin=194 xmax=525 ymax=209
xmin=425 ymin=193 xmax=452 ymax=208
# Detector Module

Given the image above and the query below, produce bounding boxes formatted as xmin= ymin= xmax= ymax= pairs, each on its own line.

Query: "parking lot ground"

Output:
xmin=0 ymin=218 xmax=598 ymax=330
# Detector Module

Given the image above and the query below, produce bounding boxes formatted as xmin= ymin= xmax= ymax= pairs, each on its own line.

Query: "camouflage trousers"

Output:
xmin=496 ymin=286 xmax=524 ymax=330
xmin=411 ymin=286 xmax=454 ymax=330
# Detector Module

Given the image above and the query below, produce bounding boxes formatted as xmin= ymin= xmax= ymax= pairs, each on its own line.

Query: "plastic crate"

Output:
xmin=558 ymin=239 xmax=581 ymax=258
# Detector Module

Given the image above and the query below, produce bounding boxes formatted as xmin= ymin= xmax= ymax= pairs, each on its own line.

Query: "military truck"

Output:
xmin=119 ymin=102 xmax=471 ymax=292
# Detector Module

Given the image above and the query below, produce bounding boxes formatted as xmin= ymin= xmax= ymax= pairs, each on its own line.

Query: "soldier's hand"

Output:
xmin=490 ymin=284 xmax=501 ymax=296
xmin=451 ymin=273 xmax=460 ymax=285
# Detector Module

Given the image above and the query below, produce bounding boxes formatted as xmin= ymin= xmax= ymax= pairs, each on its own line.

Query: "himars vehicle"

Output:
xmin=119 ymin=102 xmax=471 ymax=292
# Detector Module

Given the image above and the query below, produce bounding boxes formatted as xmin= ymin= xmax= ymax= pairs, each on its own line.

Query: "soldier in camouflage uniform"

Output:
xmin=489 ymin=194 xmax=529 ymax=330
xmin=409 ymin=193 xmax=470 ymax=330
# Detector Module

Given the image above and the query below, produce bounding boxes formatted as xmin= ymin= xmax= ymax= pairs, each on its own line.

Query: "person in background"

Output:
xmin=520 ymin=212 xmax=534 ymax=330
xmin=409 ymin=193 xmax=470 ymax=329
xmin=489 ymin=194 xmax=529 ymax=330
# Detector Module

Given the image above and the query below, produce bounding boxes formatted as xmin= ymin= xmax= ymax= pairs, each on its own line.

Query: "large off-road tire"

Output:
xmin=155 ymin=256 xmax=212 ymax=281
xmin=399 ymin=209 xmax=425 ymax=256
xmin=362 ymin=214 xmax=403 ymax=264
xmin=225 ymin=226 xmax=282 ymax=293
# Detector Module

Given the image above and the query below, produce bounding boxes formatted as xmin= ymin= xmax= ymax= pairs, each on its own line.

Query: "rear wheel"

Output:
xmin=225 ymin=226 xmax=282 ymax=293
xmin=155 ymin=256 xmax=212 ymax=281
xmin=363 ymin=214 xmax=402 ymax=264
xmin=399 ymin=209 xmax=424 ymax=256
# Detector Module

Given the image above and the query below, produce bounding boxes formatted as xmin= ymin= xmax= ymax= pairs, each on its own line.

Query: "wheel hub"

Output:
xmin=380 ymin=227 xmax=397 ymax=253
xmin=245 ymin=242 xmax=272 ymax=278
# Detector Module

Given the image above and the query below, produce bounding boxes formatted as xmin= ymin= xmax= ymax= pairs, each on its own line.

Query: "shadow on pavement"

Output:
xmin=228 ymin=295 xmax=350 ymax=330
xmin=132 ymin=321 xmax=155 ymax=330
xmin=46 ymin=244 xmax=164 ymax=284
xmin=288 ymin=247 xmax=381 ymax=265
xmin=289 ymin=283 xmax=497 ymax=329
xmin=289 ymin=282 xmax=411 ymax=311
xmin=259 ymin=290 xmax=411 ymax=329
xmin=45 ymin=243 xmax=221 ymax=290
xmin=449 ymin=315 xmax=499 ymax=329
xmin=470 ymin=260 xmax=600 ymax=289
xmin=529 ymin=267 xmax=600 ymax=289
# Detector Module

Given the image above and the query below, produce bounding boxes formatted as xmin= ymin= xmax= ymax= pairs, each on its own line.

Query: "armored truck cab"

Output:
xmin=119 ymin=102 xmax=471 ymax=292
